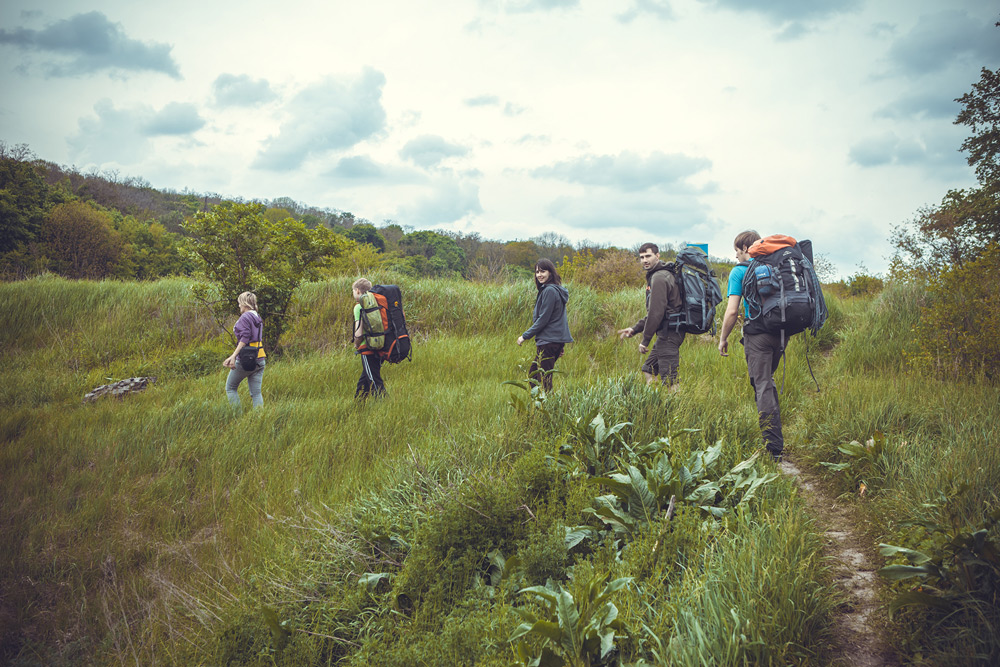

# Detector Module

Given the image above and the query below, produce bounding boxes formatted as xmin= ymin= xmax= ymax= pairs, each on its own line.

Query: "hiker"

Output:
xmin=718 ymin=230 xmax=783 ymax=461
xmin=223 ymin=291 xmax=266 ymax=408
xmin=352 ymin=278 xmax=386 ymax=399
xmin=517 ymin=258 xmax=573 ymax=392
xmin=617 ymin=243 xmax=685 ymax=387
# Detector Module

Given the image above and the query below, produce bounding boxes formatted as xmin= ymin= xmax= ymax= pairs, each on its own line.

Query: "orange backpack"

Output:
xmin=749 ymin=234 xmax=797 ymax=257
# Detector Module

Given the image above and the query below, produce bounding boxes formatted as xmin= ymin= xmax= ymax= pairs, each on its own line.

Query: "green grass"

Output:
xmin=1 ymin=275 xmax=996 ymax=665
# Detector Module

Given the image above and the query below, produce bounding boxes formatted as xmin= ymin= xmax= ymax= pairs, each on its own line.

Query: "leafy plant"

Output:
xmin=512 ymin=572 xmax=632 ymax=667
xmin=558 ymin=409 xmax=632 ymax=477
xmin=820 ymin=431 xmax=892 ymax=488
xmin=503 ymin=378 xmax=550 ymax=417
xmin=586 ymin=443 xmax=776 ymax=539
xmin=878 ymin=488 xmax=1000 ymax=617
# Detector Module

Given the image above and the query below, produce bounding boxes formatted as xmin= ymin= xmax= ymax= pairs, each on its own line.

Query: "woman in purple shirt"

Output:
xmin=223 ymin=291 xmax=266 ymax=407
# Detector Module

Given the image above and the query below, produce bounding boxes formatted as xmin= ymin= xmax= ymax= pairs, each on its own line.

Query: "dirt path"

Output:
xmin=778 ymin=457 xmax=899 ymax=666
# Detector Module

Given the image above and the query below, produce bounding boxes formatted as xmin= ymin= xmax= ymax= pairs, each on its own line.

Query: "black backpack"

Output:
xmin=741 ymin=237 xmax=827 ymax=347
xmin=370 ymin=284 xmax=412 ymax=363
xmin=660 ymin=246 xmax=724 ymax=335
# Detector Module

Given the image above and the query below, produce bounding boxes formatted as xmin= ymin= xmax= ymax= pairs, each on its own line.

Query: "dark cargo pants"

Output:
xmin=742 ymin=332 xmax=784 ymax=457
xmin=641 ymin=328 xmax=686 ymax=385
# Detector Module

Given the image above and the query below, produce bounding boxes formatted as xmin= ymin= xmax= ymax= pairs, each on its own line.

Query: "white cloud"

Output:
xmin=397 ymin=179 xmax=483 ymax=226
xmin=68 ymin=99 xmax=204 ymax=164
xmin=254 ymin=68 xmax=387 ymax=170
xmin=0 ymin=11 xmax=180 ymax=78
xmin=212 ymin=73 xmax=277 ymax=107
xmin=399 ymin=135 xmax=470 ymax=168
xmin=532 ymin=151 xmax=711 ymax=192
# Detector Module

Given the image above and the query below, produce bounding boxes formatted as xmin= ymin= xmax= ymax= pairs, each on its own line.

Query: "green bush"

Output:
xmin=913 ymin=243 xmax=1000 ymax=382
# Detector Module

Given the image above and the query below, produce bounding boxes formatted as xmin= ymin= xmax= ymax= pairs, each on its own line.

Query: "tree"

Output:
xmin=344 ymin=223 xmax=386 ymax=252
xmin=0 ymin=142 xmax=49 ymax=254
xmin=43 ymin=201 xmax=124 ymax=279
xmin=891 ymin=63 xmax=1000 ymax=278
xmin=113 ymin=214 xmax=193 ymax=279
xmin=398 ymin=230 xmax=466 ymax=276
xmin=184 ymin=202 xmax=349 ymax=352
xmin=957 ymin=65 xmax=1000 ymax=186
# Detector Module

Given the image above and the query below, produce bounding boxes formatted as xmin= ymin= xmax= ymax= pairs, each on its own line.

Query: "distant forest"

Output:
xmin=0 ymin=141 xmax=704 ymax=286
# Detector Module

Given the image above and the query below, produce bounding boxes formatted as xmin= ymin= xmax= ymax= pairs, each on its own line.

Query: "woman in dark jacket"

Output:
xmin=223 ymin=291 xmax=266 ymax=407
xmin=517 ymin=258 xmax=573 ymax=392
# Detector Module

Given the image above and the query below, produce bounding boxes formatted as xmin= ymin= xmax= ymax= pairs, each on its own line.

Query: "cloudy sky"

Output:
xmin=1 ymin=0 xmax=997 ymax=276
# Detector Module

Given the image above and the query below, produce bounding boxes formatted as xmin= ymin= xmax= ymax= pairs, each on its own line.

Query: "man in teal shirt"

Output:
xmin=718 ymin=230 xmax=784 ymax=461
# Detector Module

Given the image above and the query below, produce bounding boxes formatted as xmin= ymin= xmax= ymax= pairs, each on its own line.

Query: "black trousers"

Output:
xmin=529 ymin=342 xmax=564 ymax=392
xmin=743 ymin=332 xmax=784 ymax=456
xmin=356 ymin=353 xmax=385 ymax=398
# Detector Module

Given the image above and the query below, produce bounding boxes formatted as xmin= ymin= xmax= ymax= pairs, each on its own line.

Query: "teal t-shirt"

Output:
xmin=728 ymin=264 xmax=751 ymax=319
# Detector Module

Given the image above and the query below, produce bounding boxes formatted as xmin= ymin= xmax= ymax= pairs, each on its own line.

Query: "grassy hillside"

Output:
xmin=1 ymin=275 xmax=996 ymax=665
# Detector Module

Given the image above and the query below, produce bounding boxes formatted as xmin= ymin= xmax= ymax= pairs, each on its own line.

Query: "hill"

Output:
xmin=1 ymin=275 xmax=997 ymax=665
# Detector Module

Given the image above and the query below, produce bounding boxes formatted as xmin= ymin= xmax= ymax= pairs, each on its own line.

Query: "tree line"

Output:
xmin=0 ymin=142 xmax=678 ymax=284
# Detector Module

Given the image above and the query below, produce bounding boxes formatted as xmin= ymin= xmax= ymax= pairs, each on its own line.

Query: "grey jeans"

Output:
xmin=226 ymin=359 xmax=265 ymax=407
xmin=743 ymin=332 xmax=783 ymax=456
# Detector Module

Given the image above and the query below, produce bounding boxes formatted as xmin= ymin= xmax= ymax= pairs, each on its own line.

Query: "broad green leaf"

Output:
xmin=887 ymin=590 xmax=954 ymax=617
xmin=565 ymin=526 xmax=597 ymax=550
xmin=878 ymin=544 xmax=933 ymax=564
xmin=727 ymin=452 xmax=760 ymax=475
xmin=555 ymin=591 xmax=581 ymax=655
xmin=878 ymin=564 xmax=933 ymax=581
xmin=357 ymin=572 xmax=393 ymax=592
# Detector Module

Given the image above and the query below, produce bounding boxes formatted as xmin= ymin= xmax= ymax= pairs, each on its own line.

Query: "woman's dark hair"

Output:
xmin=534 ymin=258 xmax=562 ymax=290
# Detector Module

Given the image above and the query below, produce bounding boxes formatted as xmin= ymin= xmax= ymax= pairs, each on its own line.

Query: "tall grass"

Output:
xmin=2 ymin=275 xmax=993 ymax=665
xmin=793 ymin=281 xmax=1000 ymax=665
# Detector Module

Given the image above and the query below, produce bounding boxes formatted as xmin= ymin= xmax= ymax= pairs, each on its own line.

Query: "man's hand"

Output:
xmin=718 ymin=338 xmax=729 ymax=357
xmin=516 ymin=336 xmax=525 ymax=346
xmin=638 ymin=342 xmax=648 ymax=355
xmin=617 ymin=327 xmax=634 ymax=340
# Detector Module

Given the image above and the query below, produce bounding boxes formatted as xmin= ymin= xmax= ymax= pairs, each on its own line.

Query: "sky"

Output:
xmin=1 ymin=0 xmax=997 ymax=277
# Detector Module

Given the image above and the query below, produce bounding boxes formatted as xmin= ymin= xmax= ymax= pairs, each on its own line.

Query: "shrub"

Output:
xmin=844 ymin=270 xmax=884 ymax=297
xmin=912 ymin=243 xmax=1000 ymax=381
xmin=561 ymin=249 xmax=642 ymax=292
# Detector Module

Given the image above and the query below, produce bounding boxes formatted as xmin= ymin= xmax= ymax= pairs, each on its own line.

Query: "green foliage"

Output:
xmin=559 ymin=409 xmax=631 ymax=477
xmin=113 ymin=214 xmax=193 ymax=279
xmin=0 ymin=142 xmax=50 ymax=254
xmin=842 ymin=267 xmax=884 ymax=296
xmin=956 ymin=65 xmax=1000 ymax=186
xmin=878 ymin=486 xmax=1000 ymax=636
xmin=0 ymin=277 xmax=881 ymax=665
xmin=184 ymin=201 xmax=349 ymax=352
xmin=511 ymin=572 xmax=632 ymax=667
xmin=398 ymin=229 xmax=466 ymax=277
xmin=560 ymin=249 xmax=644 ymax=292
xmin=911 ymin=243 xmax=1000 ymax=381
xmin=586 ymin=441 xmax=777 ymax=540
xmin=819 ymin=431 xmax=894 ymax=491
xmin=43 ymin=201 xmax=124 ymax=279
xmin=344 ymin=223 xmax=386 ymax=252
xmin=503 ymin=377 xmax=551 ymax=418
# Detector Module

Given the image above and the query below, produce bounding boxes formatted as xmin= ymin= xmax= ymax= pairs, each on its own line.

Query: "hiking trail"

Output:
xmin=778 ymin=457 xmax=899 ymax=666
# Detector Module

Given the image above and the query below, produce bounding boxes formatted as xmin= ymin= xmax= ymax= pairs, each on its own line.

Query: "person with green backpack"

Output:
xmin=352 ymin=278 xmax=387 ymax=399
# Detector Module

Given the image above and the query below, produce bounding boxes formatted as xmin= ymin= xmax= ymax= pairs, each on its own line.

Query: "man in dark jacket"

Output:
xmin=618 ymin=242 xmax=685 ymax=386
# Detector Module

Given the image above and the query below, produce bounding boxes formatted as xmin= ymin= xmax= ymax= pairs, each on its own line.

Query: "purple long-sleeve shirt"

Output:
xmin=233 ymin=310 xmax=264 ymax=345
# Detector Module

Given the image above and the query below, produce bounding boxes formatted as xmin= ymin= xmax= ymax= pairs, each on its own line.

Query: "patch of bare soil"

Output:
xmin=778 ymin=457 xmax=899 ymax=666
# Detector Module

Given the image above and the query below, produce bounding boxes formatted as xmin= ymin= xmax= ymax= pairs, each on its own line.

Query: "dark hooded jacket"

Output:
xmin=522 ymin=284 xmax=573 ymax=345
xmin=632 ymin=260 xmax=682 ymax=346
